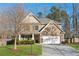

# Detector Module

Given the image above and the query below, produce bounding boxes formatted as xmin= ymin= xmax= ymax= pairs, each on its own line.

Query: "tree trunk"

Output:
xmin=14 ymin=37 xmax=17 ymax=50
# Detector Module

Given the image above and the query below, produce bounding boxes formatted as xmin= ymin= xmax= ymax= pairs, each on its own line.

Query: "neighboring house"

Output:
xmin=18 ymin=12 xmax=65 ymax=44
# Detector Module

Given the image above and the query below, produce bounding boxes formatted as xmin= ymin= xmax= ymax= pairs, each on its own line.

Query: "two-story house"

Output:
xmin=18 ymin=12 xmax=65 ymax=44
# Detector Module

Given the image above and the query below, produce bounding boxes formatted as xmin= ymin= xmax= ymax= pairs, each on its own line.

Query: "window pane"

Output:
xmin=35 ymin=26 xmax=38 ymax=30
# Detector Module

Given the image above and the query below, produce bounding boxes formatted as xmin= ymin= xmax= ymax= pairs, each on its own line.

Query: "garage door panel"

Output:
xmin=42 ymin=36 xmax=60 ymax=44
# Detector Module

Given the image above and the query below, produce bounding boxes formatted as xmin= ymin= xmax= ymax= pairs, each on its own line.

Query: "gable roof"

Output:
xmin=22 ymin=12 xmax=51 ymax=24
xmin=39 ymin=21 xmax=50 ymax=32
xmin=39 ymin=24 xmax=47 ymax=32
xmin=22 ymin=12 xmax=41 ymax=24
xmin=39 ymin=20 xmax=64 ymax=32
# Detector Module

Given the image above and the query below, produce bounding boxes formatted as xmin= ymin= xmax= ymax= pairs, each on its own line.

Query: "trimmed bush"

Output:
xmin=62 ymin=39 xmax=69 ymax=44
xmin=19 ymin=40 xmax=34 ymax=44
xmin=7 ymin=39 xmax=34 ymax=45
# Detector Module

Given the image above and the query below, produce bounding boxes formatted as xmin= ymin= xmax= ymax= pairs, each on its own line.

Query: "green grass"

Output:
xmin=69 ymin=44 xmax=79 ymax=50
xmin=0 ymin=44 xmax=42 ymax=56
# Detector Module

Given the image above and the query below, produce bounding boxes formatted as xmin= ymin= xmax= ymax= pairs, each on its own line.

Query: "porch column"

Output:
xmin=72 ymin=38 xmax=74 ymax=43
xmin=68 ymin=39 xmax=70 ymax=44
xmin=19 ymin=34 xmax=21 ymax=40
xmin=40 ymin=34 xmax=42 ymax=44
xmin=32 ymin=33 xmax=34 ymax=40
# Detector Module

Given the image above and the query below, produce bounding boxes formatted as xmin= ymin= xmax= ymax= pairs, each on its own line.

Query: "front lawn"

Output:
xmin=0 ymin=44 xmax=42 ymax=56
xmin=69 ymin=44 xmax=79 ymax=50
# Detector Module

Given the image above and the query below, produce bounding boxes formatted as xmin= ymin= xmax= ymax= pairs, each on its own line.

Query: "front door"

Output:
xmin=34 ymin=34 xmax=40 ymax=43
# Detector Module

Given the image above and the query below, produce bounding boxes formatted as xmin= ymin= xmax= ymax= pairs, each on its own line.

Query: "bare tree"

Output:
xmin=2 ymin=4 xmax=26 ymax=49
xmin=73 ymin=4 xmax=78 ymax=33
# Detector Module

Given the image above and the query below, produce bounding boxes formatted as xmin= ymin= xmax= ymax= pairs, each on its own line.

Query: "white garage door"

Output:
xmin=42 ymin=36 xmax=60 ymax=44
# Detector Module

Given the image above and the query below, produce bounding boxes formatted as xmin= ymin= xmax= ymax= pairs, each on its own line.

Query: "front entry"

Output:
xmin=34 ymin=34 xmax=40 ymax=43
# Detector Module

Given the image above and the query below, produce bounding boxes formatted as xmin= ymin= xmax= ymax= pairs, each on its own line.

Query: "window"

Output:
xmin=34 ymin=26 xmax=38 ymax=30
xmin=24 ymin=24 xmax=30 ymax=31
xmin=42 ymin=31 xmax=48 ymax=35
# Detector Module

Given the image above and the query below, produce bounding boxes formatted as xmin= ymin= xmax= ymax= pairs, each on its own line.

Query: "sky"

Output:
xmin=0 ymin=3 xmax=78 ymax=31
xmin=0 ymin=3 xmax=73 ymax=16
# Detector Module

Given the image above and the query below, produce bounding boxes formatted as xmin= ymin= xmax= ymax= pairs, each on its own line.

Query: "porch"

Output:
xmin=18 ymin=34 xmax=40 ymax=43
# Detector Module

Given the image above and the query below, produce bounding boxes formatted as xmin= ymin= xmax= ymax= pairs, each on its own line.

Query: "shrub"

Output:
xmin=19 ymin=40 xmax=34 ymax=44
xmin=61 ymin=41 xmax=65 ymax=44
xmin=61 ymin=39 xmax=69 ymax=44
xmin=7 ymin=39 xmax=14 ymax=45
xmin=7 ymin=39 xmax=34 ymax=45
xmin=63 ymin=39 xmax=69 ymax=44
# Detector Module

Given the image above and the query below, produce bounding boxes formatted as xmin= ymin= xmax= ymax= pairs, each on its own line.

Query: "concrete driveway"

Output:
xmin=42 ymin=44 xmax=79 ymax=56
